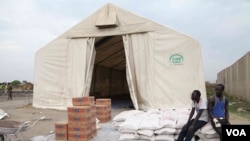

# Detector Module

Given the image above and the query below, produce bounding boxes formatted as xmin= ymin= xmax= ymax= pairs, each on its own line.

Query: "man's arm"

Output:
xmin=187 ymin=108 xmax=195 ymax=122
xmin=192 ymin=109 xmax=204 ymax=126
xmin=225 ymin=97 xmax=230 ymax=123
xmin=208 ymin=96 xmax=215 ymax=120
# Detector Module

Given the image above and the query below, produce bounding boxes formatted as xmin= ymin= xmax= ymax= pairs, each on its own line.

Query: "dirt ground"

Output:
xmin=0 ymin=93 xmax=249 ymax=141
xmin=0 ymin=93 xmax=128 ymax=141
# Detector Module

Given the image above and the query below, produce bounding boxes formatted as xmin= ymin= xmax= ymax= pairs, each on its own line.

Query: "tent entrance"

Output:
xmin=89 ymin=35 xmax=133 ymax=108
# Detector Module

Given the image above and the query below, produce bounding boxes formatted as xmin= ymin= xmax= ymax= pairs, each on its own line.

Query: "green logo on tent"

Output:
xmin=170 ymin=54 xmax=183 ymax=65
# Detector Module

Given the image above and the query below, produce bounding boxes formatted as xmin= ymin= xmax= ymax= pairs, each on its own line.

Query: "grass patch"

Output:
xmin=206 ymin=88 xmax=250 ymax=119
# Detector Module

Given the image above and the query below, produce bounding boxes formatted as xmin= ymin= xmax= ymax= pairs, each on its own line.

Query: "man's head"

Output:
xmin=191 ymin=90 xmax=201 ymax=101
xmin=215 ymin=83 xmax=224 ymax=95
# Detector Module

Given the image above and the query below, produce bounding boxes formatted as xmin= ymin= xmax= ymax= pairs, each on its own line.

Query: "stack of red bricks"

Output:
xmin=95 ymin=99 xmax=111 ymax=123
xmin=54 ymin=97 xmax=112 ymax=141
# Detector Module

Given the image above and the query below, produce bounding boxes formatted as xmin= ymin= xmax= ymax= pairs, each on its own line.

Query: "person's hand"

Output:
xmin=213 ymin=118 xmax=218 ymax=123
xmin=213 ymin=118 xmax=221 ymax=127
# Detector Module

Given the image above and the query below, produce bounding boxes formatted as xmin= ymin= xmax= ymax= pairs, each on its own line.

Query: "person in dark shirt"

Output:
xmin=0 ymin=83 xmax=3 ymax=95
xmin=7 ymin=82 xmax=12 ymax=100
xmin=208 ymin=83 xmax=230 ymax=141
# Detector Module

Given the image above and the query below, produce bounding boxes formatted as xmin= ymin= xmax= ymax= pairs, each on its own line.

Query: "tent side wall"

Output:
xmin=151 ymin=31 xmax=206 ymax=109
xmin=123 ymin=31 xmax=206 ymax=110
xmin=33 ymin=37 xmax=71 ymax=110
xmin=34 ymin=37 xmax=96 ymax=110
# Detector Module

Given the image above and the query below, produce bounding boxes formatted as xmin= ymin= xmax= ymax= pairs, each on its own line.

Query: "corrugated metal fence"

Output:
xmin=217 ymin=51 xmax=250 ymax=103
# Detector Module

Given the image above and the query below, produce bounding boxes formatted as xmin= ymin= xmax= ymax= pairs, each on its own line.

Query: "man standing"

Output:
xmin=4 ymin=83 xmax=8 ymax=95
xmin=177 ymin=90 xmax=208 ymax=141
xmin=208 ymin=83 xmax=230 ymax=141
xmin=0 ymin=83 xmax=2 ymax=96
xmin=7 ymin=82 xmax=12 ymax=100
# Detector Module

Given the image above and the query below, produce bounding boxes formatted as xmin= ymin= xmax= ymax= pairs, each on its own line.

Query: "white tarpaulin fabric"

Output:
xmin=33 ymin=3 xmax=206 ymax=110
xmin=67 ymin=38 xmax=96 ymax=97
xmin=33 ymin=38 xmax=95 ymax=109
xmin=123 ymin=33 xmax=154 ymax=110
xmin=122 ymin=32 xmax=206 ymax=110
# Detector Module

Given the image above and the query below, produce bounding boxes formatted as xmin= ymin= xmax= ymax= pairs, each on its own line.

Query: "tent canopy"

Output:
xmin=33 ymin=3 xmax=206 ymax=110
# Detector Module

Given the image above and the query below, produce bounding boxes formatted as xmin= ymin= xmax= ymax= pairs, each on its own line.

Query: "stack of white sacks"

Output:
xmin=112 ymin=108 xmax=220 ymax=141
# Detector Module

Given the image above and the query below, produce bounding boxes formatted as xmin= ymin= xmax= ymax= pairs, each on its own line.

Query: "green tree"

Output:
xmin=11 ymin=80 xmax=21 ymax=87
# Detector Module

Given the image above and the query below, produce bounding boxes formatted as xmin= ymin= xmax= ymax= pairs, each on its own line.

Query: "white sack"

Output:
xmin=154 ymin=127 xmax=176 ymax=135
xmin=113 ymin=110 xmax=144 ymax=122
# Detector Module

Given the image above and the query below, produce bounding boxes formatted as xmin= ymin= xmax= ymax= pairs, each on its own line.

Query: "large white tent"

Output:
xmin=33 ymin=3 xmax=206 ymax=110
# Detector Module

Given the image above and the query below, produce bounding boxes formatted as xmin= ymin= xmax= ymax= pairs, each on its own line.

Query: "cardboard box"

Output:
xmin=95 ymin=99 xmax=111 ymax=105
xmin=68 ymin=131 xmax=92 ymax=141
xmin=90 ymin=114 xmax=96 ymax=124
xmin=68 ymin=112 xmax=92 ymax=118
xmin=91 ymin=123 xmax=97 ymax=137
xmin=72 ymin=96 xmax=95 ymax=106
xmin=68 ymin=106 xmax=91 ymax=116
xmin=95 ymin=105 xmax=111 ymax=123
xmin=68 ymin=123 xmax=97 ymax=139
xmin=55 ymin=121 xmax=68 ymax=133
xmin=95 ymin=105 xmax=111 ymax=111
xmin=68 ymin=124 xmax=92 ymax=135
xmin=96 ymin=112 xmax=111 ymax=123
xmin=55 ymin=132 xmax=68 ymax=140
xmin=68 ymin=116 xmax=91 ymax=125
xmin=90 ymin=105 xmax=96 ymax=113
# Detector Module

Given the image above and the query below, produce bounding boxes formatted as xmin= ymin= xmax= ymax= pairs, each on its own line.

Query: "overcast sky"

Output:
xmin=0 ymin=0 xmax=250 ymax=83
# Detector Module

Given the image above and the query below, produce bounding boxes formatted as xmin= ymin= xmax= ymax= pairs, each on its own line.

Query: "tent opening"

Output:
xmin=89 ymin=35 xmax=134 ymax=109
